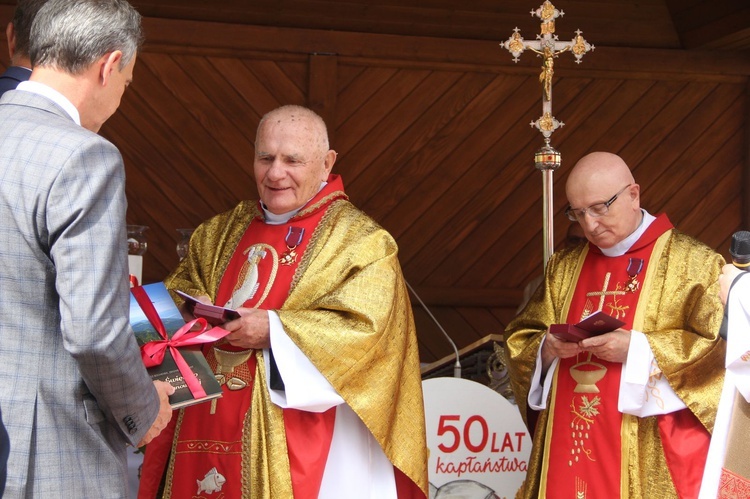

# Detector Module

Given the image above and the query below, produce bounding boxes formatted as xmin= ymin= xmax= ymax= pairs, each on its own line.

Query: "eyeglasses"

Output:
xmin=565 ymin=184 xmax=632 ymax=222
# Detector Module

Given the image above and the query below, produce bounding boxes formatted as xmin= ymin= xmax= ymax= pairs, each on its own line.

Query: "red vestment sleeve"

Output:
xmin=285 ymin=407 xmax=336 ymax=499
xmin=657 ymin=408 xmax=710 ymax=499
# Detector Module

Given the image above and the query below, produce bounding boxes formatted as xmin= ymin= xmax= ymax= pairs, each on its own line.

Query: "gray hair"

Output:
xmin=10 ymin=0 xmax=49 ymax=57
xmin=30 ymin=0 xmax=143 ymax=74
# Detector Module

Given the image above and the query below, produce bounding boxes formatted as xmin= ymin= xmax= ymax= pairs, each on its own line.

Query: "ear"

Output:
xmin=630 ymin=183 xmax=641 ymax=207
xmin=6 ymin=23 xmax=16 ymax=60
xmin=99 ymin=50 xmax=123 ymax=86
xmin=322 ymin=149 xmax=337 ymax=177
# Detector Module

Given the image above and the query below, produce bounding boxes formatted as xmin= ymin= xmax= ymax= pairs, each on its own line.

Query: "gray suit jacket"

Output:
xmin=0 ymin=89 xmax=160 ymax=497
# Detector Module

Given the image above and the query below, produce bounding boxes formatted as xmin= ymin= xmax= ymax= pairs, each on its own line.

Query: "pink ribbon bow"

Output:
xmin=132 ymin=285 xmax=230 ymax=400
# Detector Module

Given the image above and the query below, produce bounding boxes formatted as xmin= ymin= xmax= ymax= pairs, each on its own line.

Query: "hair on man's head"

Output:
xmin=29 ymin=0 xmax=143 ymax=74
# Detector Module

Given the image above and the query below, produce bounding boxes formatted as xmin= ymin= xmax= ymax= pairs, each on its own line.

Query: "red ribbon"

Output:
xmin=131 ymin=285 xmax=230 ymax=400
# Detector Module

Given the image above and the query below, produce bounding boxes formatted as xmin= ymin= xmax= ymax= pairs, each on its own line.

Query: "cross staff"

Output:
xmin=500 ymin=1 xmax=593 ymax=268
xmin=502 ymin=1 xmax=593 ymax=138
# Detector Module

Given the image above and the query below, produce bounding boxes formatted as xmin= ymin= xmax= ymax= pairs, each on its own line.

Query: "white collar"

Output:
xmin=262 ymin=206 xmax=299 ymax=225
xmin=599 ymin=210 xmax=655 ymax=257
xmin=16 ymin=80 xmax=81 ymax=126
xmin=261 ymin=181 xmax=328 ymax=225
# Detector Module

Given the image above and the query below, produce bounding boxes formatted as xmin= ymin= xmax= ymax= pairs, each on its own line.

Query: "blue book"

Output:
xmin=129 ymin=282 xmax=222 ymax=409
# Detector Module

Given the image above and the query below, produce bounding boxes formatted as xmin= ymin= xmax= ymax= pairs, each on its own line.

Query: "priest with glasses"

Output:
xmin=505 ymin=151 xmax=726 ymax=499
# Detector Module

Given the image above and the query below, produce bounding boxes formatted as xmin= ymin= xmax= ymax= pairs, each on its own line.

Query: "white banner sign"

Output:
xmin=423 ymin=377 xmax=531 ymax=499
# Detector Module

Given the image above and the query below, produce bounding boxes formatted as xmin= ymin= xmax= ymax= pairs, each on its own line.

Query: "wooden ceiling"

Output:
xmin=0 ymin=1 xmax=748 ymax=364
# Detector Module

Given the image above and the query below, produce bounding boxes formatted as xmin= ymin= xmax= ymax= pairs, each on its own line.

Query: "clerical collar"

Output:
xmin=261 ymin=181 xmax=327 ymax=225
xmin=600 ymin=210 xmax=655 ymax=257
xmin=16 ymin=80 xmax=81 ymax=126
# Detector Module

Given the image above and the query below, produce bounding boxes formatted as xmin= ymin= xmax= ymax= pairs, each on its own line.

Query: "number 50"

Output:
xmin=436 ymin=414 xmax=489 ymax=453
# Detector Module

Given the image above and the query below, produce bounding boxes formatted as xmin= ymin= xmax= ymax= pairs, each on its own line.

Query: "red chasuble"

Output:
xmin=142 ymin=180 xmax=346 ymax=499
xmin=140 ymin=175 xmax=426 ymax=498
xmin=541 ymin=214 xmax=710 ymax=498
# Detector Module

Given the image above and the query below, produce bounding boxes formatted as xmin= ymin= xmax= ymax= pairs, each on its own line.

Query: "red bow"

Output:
xmin=131 ymin=286 xmax=229 ymax=400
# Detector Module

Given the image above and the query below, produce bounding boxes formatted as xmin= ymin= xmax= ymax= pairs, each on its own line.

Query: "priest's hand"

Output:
xmin=222 ymin=308 xmax=271 ymax=349
xmin=579 ymin=328 xmax=631 ymax=363
xmin=541 ymin=330 xmax=583 ymax=374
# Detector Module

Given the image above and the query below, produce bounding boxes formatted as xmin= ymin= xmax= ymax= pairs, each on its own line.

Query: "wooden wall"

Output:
xmin=1 ymin=8 xmax=748 ymax=363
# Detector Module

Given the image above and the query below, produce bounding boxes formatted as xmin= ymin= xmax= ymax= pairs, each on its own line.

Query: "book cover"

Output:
xmin=550 ymin=310 xmax=626 ymax=342
xmin=130 ymin=282 xmax=222 ymax=409
xmin=174 ymin=290 xmax=240 ymax=326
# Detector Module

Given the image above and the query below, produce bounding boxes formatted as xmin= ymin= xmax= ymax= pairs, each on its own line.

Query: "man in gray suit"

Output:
xmin=0 ymin=0 xmax=174 ymax=496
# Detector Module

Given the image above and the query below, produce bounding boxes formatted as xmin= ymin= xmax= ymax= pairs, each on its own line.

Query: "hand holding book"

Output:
xmin=549 ymin=310 xmax=625 ymax=342
xmin=175 ymin=290 xmax=241 ymax=326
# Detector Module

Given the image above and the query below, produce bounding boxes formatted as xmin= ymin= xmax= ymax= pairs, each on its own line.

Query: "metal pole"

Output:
xmin=535 ymin=141 xmax=561 ymax=269
xmin=542 ymin=169 xmax=554 ymax=268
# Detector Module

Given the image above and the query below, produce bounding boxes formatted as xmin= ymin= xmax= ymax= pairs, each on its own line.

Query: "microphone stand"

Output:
xmin=405 ymin=281 xmax=462 ymax=378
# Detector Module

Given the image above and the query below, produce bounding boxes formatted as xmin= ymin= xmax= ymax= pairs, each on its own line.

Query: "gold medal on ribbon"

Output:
xmin=625 ymin=257 xmax=643 ymax=293
xmin=279 ymin=226 xmax=304 ymax=266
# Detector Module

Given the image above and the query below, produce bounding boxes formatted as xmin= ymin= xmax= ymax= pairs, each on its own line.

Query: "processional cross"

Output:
xmin=501 ymin=1 xmax=593 ymax=268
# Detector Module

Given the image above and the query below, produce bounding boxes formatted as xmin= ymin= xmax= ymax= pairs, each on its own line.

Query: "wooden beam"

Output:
xmin=138 ymin=17 xmax=750 ymax=79
xmin=665 ymin=0 xmax=750 ymax=49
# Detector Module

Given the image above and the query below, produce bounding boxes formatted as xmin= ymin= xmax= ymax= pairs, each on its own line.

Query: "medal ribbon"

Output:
xmin=285 ymin=226 xmax=304 ymax=247
xmin=280 ymin=226 xmax=305 ymax=266
xmin=625 ymin=257 xmax=644 ymax=293
xmin=627 ymin=258 xmax=644 ymax=276
xmin=131 ymin=285 xmax=230 ymax=399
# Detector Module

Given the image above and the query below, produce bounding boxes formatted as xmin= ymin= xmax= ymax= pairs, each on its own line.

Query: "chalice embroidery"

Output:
xmin=209 ymin=347 xmax=254 ymax=415
xmin=570 ymin=352 xmax=607 ymax=394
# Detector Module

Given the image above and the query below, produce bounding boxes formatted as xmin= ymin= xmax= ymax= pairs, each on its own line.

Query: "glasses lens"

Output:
xmin=567 ymin=185 xmax=628 ymax=222
xmin=588 ymin=203 xmax=608 ymax=217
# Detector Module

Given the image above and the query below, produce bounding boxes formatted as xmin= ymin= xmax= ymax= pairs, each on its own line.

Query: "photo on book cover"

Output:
xmin=130 ymin=283 xmax=186 ymax=346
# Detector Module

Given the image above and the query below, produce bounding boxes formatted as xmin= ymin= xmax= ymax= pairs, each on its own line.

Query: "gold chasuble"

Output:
xmin=138 ymin=175 xmax=428 ymax=498
xmin=506 ymin=214 xmax=725 ymax=499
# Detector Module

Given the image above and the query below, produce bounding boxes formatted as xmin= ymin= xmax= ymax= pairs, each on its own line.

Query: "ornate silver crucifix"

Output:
xmin=501 ymin=1 xmax=594 ymax=267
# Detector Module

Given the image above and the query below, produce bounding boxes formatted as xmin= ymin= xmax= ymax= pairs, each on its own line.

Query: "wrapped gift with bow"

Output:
xmin=129 ymin=281 xmax=229 ymax=409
